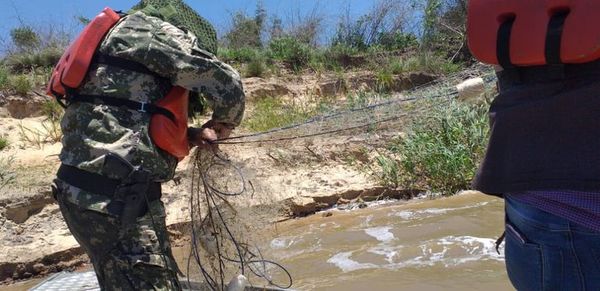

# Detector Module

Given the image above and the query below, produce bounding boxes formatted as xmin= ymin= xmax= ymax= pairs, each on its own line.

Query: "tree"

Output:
xmin=332 ymin=0 xmax=415 ymax=50
xmin=224 ymin=2 xmax=267 ymax=49
xmin=420 ymin=0 xmax=470 ymax=62
xmin=10 ymin=26 xmax=40 ymax=52
xmin=269 ymin=17 xmax=284 ymax=41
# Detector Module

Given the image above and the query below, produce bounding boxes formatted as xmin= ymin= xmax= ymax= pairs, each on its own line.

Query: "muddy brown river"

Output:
xmin=262 ymin=192 xmax=511 ymax=291
xmin=2 ymin=192 xmax=512 ymax=291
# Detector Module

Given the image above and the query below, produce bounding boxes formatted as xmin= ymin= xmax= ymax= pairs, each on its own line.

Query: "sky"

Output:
xmin=0 ymin=0 xmax=378 ymax=44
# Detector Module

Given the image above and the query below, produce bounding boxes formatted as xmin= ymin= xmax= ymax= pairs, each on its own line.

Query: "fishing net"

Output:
xmin=185 ymin=149 xmax=292 ymax=291
xmin=218 ymin=64 xmax=497 ymax=145
xmin=130 ymin=0 xmax=218 ymax=54
xmin=184 ymin=64 xmax=498 ymax=290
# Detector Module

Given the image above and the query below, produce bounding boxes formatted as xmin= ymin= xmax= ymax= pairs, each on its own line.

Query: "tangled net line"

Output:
xmin=186 ymin=64 xmax=497 ymax=290
xmin=218 ymin=64 xmax=496 ymax=145
xmin=188 ymin=149 xmax=293 ymax=291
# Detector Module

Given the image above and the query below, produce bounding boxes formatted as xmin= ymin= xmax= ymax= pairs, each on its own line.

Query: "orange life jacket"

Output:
xmin=467 ymin=0 xmax=600 ymax=67
xmin=47 ymin=7 xmax=190 ymax=160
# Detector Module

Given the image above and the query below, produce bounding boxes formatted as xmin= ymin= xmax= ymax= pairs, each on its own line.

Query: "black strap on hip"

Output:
xmin=57 ymin=164 xmax=161 ymax=201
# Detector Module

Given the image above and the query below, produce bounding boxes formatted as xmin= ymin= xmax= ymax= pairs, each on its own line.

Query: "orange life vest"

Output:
xmin=47 ymin=7 xmax=190 ymax=160
xmin=468 ymin=0 xmax=600 ymax=67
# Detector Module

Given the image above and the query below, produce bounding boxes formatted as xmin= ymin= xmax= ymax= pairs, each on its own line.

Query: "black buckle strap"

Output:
xmin=70 ymin=94 xmax=176 ymax=121
xmin=545 ymin=11 xmax=569 ymax=65
xmin=57 ymin=164 xmax=161 ymax=201
xmin=496 ymin=17 xmax=522 ymax=82
xmin=496 ymin=17 xmax=515 ymax=70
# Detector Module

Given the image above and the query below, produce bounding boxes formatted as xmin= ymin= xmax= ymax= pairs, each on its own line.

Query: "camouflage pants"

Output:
xmin=55 ymin=186 xmax=182 ymax=291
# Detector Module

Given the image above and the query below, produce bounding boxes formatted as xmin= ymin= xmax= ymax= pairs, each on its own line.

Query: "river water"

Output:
xmin=262 ymin=192 xmax=512 ymax=291
xmin=1 ymin=192 xmax=512 ymax=291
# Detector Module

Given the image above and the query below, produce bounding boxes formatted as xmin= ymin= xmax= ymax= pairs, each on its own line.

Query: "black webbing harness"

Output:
xmin=60 ymin=53 xmax=176 ymax=122
xmin=496 ymin=11 xmax=570 ymax=82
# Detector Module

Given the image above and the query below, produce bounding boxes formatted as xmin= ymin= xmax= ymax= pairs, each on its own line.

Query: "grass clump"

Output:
xmin=5 ymin=46 xmax=62 ymax=72
xmin=377 ymin=100 xmax=489 ymax=195
xmin=0 ymin=156 xmax=16 ymax=191
xmin=375 ymin=52 xmax=463 ymax=77
xmin=244 ymin=96 xmax=315 ymax=132
xmin=218 ymin=47 xmax=261 ymax=64
xmin=244 ymin=53 xmax=268 ymax=78
xmin=18 ymin=100 xmax=64 ymax=148
xmin=41 ymin=100 xmax=64 ymax=121
xmin=9 ymin=74 xmax=33 ymax=96
xmin=0 ymin=66 xmax=9 ymax=90
xmin=375 ymin=69 xmax=394 ymax=92
xmin=0 ymin=136 xmax=9 ymax=151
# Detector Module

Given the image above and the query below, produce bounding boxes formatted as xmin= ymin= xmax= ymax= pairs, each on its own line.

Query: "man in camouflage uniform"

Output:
xmin=53 ymin=1 xmax=245 ymax=290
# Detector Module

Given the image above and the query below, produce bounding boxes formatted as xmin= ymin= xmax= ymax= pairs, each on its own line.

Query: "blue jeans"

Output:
xmin=505 ymin=196 xmax=600 ymax=291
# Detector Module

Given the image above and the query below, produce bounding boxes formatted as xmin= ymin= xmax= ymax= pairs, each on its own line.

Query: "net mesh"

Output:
xmin=131 ymin=0 xmax=218 ymax=54
xmin=186 ymin=150 xmax=292 ymax=290
xmin=185 ymin=64 xmax=498 ymax=290
xmin=220 ymin=64 xmax=497 ymax=145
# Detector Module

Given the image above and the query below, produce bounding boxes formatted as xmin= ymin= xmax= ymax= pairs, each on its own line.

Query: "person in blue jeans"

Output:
xmin=467 ymin=1 xmax=600 ymax=290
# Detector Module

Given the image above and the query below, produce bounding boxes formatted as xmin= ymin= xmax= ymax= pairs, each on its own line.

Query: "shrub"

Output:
xmin=245 ymin=54 xmax=267 ymax=78
xmin=322 ymin=44 xmax=360 ymax=69
xmin=5 ymin=46 xmax=62 ymax=72
xmin=0 ymin=66 xmax=8 ymax=90
xmin=9 ymin=74 xmax=33 ymax=96
xmin=10 ymin=26 xmax=40 ymax=52
xmin=377 ymin=31 xmax=418 ymax=51
xmin=268 ymin=37 xmax=312 ymax=72
xmin=379 ymin=100 xmax=489 ymax=195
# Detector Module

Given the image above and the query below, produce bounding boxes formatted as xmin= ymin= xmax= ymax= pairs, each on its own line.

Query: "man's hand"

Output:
xmin=188 ymin=120 xmax=234 ymax=151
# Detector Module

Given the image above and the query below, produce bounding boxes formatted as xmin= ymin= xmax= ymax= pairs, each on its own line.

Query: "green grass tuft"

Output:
xmin=9 ymin=74 xmax=33 ymax=96
xmin=0 ymin=136 xmax=9 ymax=151
xmin=244 ymin=96 xmax=316 ymax=132
xmin=0 ymin=156 xmax=16 ymax=191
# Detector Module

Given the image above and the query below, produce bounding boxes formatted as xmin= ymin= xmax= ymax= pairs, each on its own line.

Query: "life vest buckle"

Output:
xmin=139 ymin=102 xmax=147 ymax=113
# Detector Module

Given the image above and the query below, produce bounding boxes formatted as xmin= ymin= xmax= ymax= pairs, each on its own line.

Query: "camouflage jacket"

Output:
xmin=58 ymin=11 xmax=245 ymax=213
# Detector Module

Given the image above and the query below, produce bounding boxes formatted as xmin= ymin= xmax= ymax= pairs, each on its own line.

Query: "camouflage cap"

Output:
xmin=130 ymin=0 xmax=218 ymax=54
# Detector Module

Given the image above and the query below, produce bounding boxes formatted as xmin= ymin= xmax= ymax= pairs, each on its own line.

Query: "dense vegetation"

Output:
xmin=0 ymin=0 xmax=469 ymax=95
xmin=375 ymin=100 xmax=489 ymax=196
xmin=217 ymin=0 xmax=469 ymax=77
